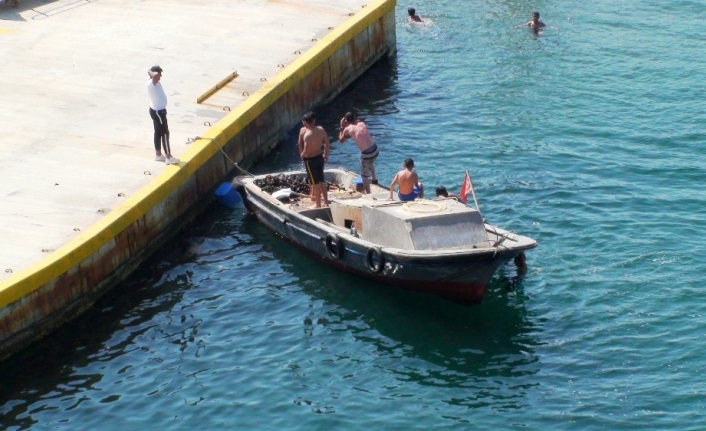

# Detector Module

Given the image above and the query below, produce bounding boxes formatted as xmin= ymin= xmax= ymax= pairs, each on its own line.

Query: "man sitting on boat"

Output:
xmin=389 ymin=158 xmax=424 ymax=201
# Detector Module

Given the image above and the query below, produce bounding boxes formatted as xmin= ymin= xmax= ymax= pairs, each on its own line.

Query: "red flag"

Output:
xmin=459 ymin=171 xmax=472 ymax=204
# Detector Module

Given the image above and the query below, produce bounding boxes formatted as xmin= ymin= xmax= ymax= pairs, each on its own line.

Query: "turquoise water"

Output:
xmin=2 ymin=1 xmax=706 ymax=429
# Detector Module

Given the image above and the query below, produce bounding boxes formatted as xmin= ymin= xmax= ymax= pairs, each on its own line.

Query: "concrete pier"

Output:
xmin=0 ymin=0 xmax=396 ymax=360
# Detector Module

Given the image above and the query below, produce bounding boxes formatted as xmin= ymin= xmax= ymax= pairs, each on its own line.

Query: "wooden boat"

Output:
xmin=233 ymin=168 xmax=537 ymax=305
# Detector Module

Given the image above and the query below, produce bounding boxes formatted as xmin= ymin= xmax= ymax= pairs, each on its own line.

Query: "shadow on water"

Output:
xmin=0 ymin=207 xmax=248 ymax=429
xmin=247 ymin=214 xmax=542 ymax=407
xmin=0 ymin=275 xmax=187 ymax=428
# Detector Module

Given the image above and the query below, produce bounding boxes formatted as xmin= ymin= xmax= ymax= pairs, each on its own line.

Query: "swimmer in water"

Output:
xmin=435 ymin=186 xmax=458 ymax=199
xmin=515 ymin=11 xmax=546 ymax=32
xmin=408 ymin=7 xmax=423 ymax=23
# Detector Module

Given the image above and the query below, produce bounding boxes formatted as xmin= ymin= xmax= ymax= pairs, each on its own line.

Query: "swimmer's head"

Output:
xmin=404 ymin=158 xmax=414 ymax=169
xmin=532 ymin=11 xmax=540 ymax=20
xmin=408 ymin=7 xmax=416 ymax=17
xmin=436 ymin=186 xmax=448 ymax=197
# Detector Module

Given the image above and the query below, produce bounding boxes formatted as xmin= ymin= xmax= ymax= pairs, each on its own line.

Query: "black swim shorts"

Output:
xmin=304 ymin=154 xmax=325 ymax=185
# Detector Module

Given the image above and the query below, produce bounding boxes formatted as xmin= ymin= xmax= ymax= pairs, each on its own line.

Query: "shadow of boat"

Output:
xmin=0 ymin=212 xmax=236 ymax=428
xmin=247 ymin=216 xmax=542 ymax=407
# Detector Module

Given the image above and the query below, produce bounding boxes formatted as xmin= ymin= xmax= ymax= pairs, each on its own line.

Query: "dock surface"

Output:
xmin=0 ymin=0 xmax=372 ymax=282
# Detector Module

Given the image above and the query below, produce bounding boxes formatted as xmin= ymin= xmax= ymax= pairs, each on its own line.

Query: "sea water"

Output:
xmin=2 ymin=1 xmax=706 ymax=429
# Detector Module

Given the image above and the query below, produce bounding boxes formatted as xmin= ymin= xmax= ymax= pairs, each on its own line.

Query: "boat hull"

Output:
xmin=238 ymin=172 xmax=536 ymax=305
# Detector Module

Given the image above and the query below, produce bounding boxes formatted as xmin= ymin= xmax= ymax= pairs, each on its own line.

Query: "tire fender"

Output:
xmin=325 ymin=233 xmax=344 ymax=260
xmin=366 ymin=246 xmax=385 ymax=273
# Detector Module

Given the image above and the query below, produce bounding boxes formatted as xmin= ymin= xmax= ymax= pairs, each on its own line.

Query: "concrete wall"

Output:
xmin=0 ymin=0 xmax=396 ymax=361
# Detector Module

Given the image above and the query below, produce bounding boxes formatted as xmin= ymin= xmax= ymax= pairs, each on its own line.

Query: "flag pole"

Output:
xmin=467 ymin=170 xmax=481 ymax=215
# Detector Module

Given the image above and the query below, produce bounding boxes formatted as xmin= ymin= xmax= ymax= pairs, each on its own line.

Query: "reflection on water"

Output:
xmin=0 ymin=210 xmax=248 ymax=429
xmin=249 ymin=215 xmax=541 ymax=410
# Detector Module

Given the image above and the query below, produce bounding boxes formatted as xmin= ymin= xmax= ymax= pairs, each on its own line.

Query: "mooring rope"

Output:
xmin=187 ymin=136 xmax=253 ymax=177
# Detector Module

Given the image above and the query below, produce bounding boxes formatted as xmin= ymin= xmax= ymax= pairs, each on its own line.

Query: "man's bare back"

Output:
xmin=394 ymin=169 xmax=418 ymax=194
xmin=389 ymin=158 xmax=424 ymax=201
xmin=298 ymin=121 xmax=329 ymax=161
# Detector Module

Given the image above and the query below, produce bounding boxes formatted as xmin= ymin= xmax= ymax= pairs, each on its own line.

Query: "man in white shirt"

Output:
xmin=146 ymin=65 xmax=179 ymax=164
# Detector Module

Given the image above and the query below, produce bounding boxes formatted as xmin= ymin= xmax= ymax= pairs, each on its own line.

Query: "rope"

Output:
xmin=401 ymin=199 xmax=447 ymax=213
xmin=187 ymin=136 xmax=253 ymax=177
xmin=330 ymin=189 xmax=362 ymax=199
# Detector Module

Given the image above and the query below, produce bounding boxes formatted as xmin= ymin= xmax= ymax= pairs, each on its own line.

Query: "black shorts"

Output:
xmin=304 ymin=154 xmax=325 ymax=185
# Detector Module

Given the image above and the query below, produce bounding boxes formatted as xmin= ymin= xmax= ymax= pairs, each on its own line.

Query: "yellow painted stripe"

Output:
xmin=0 ymin=0 xmax=395 ymax=309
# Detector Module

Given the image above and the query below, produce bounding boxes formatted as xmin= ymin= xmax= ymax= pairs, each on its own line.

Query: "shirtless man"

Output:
xmin=298 ymin=111 xmax=330 ymax=207
xmin=408 ymin=7 xmax=423 ymax=23
xmin=339 ymin=111 xmax=379 ymax=194
xmin=389 ymin=158 xmax=424 ymax=201
xmin=516 ymin=11 xmax=545 ymax=32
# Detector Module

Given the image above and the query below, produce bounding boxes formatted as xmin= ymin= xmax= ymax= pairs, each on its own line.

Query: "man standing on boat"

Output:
xmin=338 ymin=111 xmax=379 ymax=194
xmin=389 ymin=158 xmax=424 ymax=201
xmin=298 ymin=111 xmax=330 ymax=208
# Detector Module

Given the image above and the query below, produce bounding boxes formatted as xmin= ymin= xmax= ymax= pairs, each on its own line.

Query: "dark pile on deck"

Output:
xmin=254 ymin=174 xmax=310 ymax=195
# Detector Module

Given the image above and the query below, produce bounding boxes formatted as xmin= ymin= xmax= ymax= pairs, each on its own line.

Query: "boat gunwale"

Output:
xmin=238 ymin=169 xmax=538 ymax=259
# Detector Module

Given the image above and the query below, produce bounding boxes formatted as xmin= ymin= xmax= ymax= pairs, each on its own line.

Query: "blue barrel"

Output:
xmin=352 ymin=176 xmax=364 ymax=192
xmin=215 ymin=182 xmax=243 ymax=208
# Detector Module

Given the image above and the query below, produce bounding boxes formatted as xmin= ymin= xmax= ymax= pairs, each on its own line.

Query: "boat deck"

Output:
xmin=242 ymin=169 xmax=516 ymax=252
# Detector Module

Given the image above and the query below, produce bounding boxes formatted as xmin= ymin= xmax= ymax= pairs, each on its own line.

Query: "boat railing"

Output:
xmin=316 ymin=218 xmax=349 ymax=234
